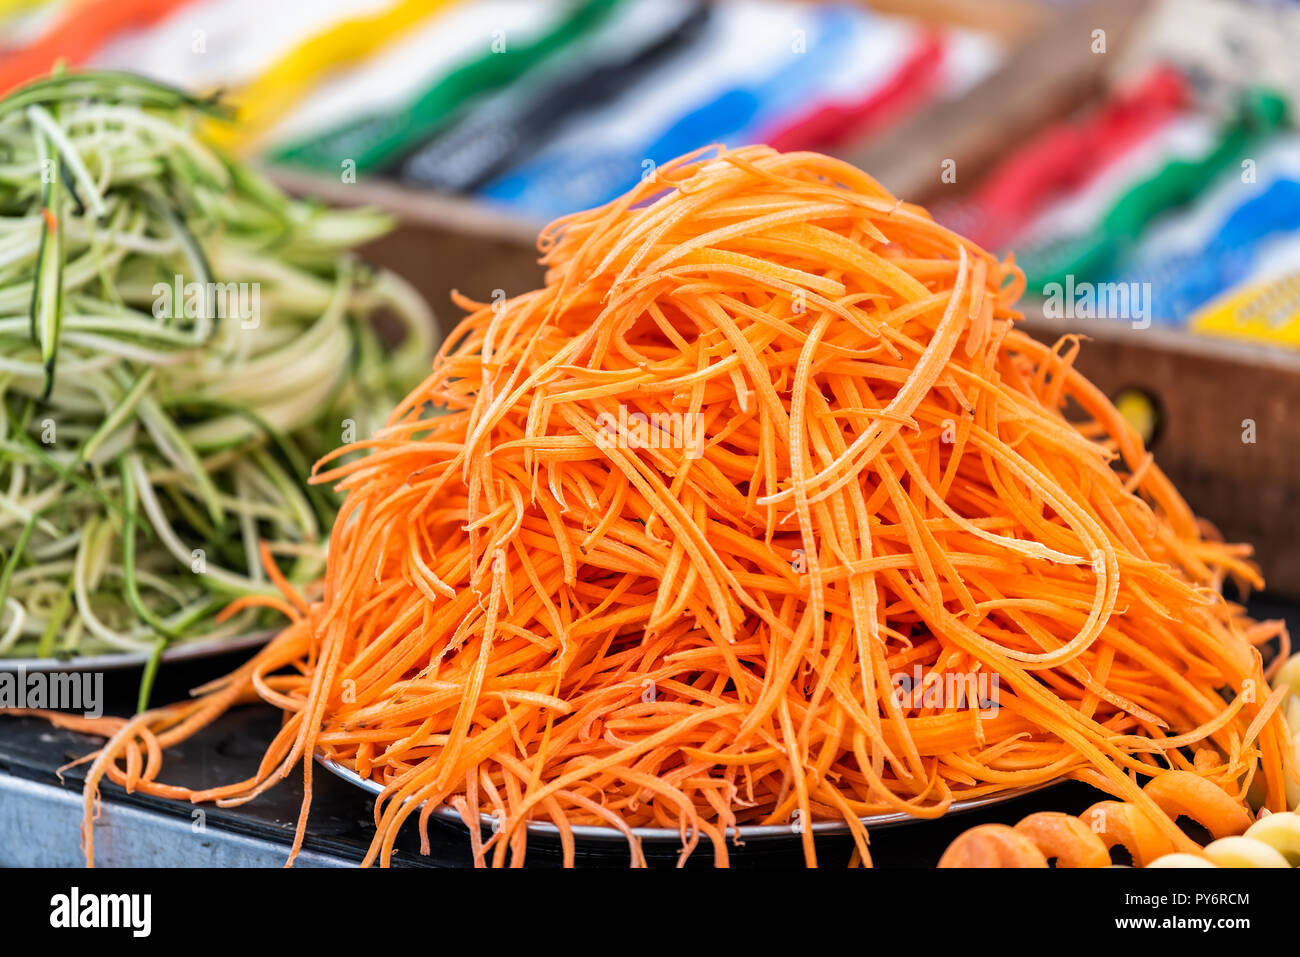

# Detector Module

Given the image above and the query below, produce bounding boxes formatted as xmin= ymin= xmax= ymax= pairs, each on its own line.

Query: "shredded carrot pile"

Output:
xmin=39 ymin=146 xmax=1298 ymax=867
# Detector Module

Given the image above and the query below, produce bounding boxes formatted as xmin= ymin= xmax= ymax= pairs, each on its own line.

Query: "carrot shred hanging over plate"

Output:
xmin=34 ymin=145 xmax=1297 ymax=868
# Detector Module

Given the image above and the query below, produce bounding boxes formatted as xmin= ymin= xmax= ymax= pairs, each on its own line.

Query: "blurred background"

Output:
xmin=3 ymin=0 xmax=1299 ymax=593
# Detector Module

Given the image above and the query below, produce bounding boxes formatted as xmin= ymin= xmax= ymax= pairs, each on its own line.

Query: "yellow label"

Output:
xmin=1190 ymin=271 xmax=1300 ymax=346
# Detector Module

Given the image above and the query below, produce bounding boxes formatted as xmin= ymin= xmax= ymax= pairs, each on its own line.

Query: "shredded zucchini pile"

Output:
xmin=0 ymin=72 xmax=432 ymax=696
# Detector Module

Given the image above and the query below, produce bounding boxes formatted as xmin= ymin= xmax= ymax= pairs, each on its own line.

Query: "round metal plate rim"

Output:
xmin=0 ymin=629 xmax=276 ymax=673
xmin=315 ymin=752 xmax=1055 ymax=843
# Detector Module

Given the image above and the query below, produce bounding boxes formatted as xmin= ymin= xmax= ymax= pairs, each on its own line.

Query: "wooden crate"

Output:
xmin=1023 ymin=314 xmax=1300 ymax=598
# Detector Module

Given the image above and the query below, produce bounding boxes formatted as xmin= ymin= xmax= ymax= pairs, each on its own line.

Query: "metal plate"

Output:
xmin=316 ymin=753 xmax=1057 ymax=843
xmin=0 ymin=629 xmax=275 ymax=673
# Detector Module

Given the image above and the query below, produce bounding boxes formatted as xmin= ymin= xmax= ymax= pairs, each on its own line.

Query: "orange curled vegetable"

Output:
xmin=1013 ymin=812 xmax=1111 ymax=868
xmin=938 ymin=824 xmax=1048 ymax=867
xmin=943 ymin=770 xmax=1263 ymax=867
xmin=17 ymin=145 xmax=1297 ymax=868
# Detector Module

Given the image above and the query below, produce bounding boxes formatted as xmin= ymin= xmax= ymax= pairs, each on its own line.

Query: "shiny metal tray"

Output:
xmin=316 ymin=753 xmax=1055 ymax=842
xmin=0 ymin=629 xmax=274 ymax=672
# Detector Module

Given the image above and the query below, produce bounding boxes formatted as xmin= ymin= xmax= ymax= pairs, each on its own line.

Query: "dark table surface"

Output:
xmin=3 ymin=597 xmax=1295 ymax=868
